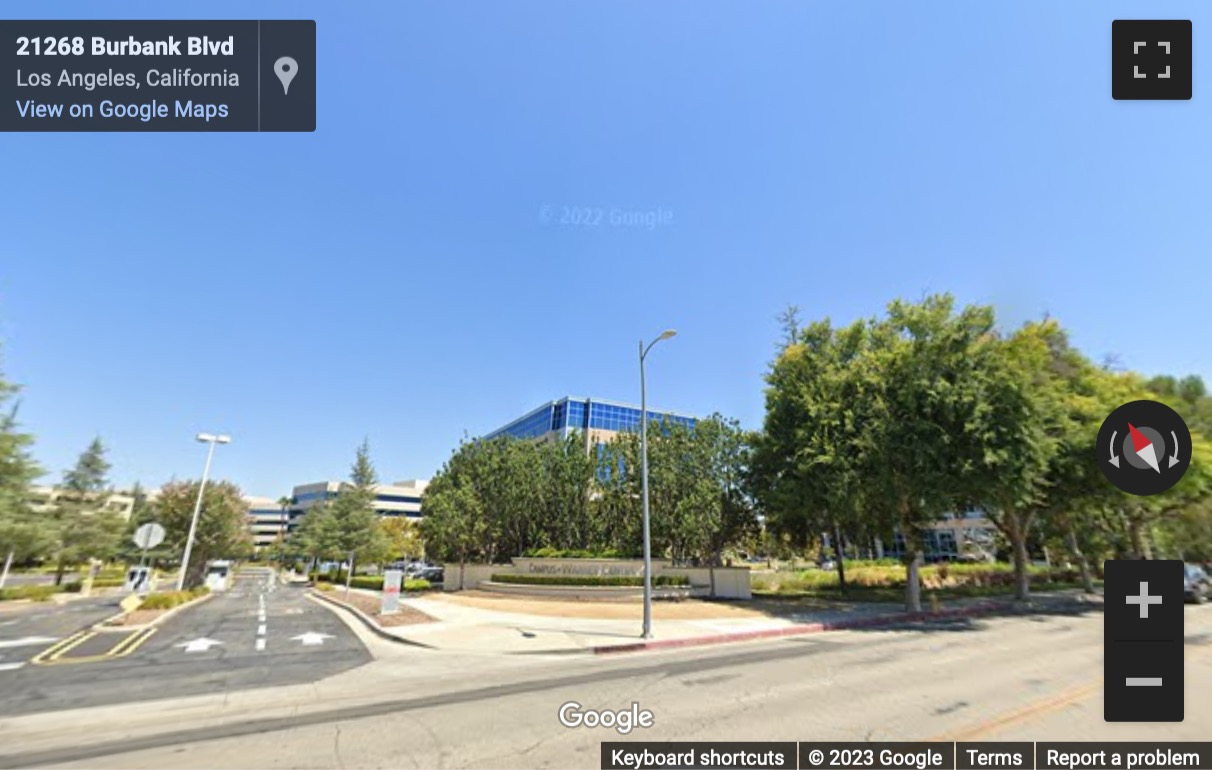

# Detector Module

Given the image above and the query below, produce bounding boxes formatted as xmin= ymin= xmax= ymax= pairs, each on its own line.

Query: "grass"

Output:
xmin=0 ymin=581 xmax=84 ymax=602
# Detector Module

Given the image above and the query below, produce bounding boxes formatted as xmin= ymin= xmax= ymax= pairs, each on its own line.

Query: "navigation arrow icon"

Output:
xmin=291 ymin=632 xmax=333 ymax=646
xmin=178 ymin=637 xmax=223 ymax=653
xmin=1169 ymin=430 xmax=1181 ymax=468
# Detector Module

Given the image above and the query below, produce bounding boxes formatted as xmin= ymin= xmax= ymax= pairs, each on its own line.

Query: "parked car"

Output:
xmin=415 ymin=565 xmax=444 ymax=583
xmin=1185 ymin=564 xmax=1210 ymax=604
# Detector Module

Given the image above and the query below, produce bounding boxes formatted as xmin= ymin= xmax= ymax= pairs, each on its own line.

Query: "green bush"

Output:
xmin=491 ymin=573 xmax=689 ymax=587
xmin=139 ymin=587 xmax=209 ymax=610
xmin=89 ymin=578 xmax=126 ymax=588
xmin=313 ymin=573 xmax=433 ymax=591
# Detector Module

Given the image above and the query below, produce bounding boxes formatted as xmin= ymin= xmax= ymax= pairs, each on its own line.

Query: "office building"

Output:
xmin=28 ymin=485 xmax=138 ymax=521
xmin=483 ymin=396 xmax=697 ymax=449
xmin=245 ymin=496 xmax=291 ymax=550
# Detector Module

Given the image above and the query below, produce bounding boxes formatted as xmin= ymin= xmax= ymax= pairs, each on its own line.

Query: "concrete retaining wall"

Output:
xmin=661 ymin=567 xmax=752 ymax=599
xmin=477 ymin=580 xmax=701 ymax=601
xmin=441 ymin=563 xmax=507 ymax=591
xmin=443 ymin=559 xmax=753 ymax=600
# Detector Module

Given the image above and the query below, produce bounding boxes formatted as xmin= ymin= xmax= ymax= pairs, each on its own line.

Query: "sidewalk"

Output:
xmin=351 ymin=588 xmax=1101 ymax=655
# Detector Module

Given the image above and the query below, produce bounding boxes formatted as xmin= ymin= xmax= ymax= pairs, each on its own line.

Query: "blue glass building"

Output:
xmin=483 ymin=396 xmax=697 ymax=445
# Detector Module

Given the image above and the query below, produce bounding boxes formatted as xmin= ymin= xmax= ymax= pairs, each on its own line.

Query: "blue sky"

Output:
xmin=3 ymin=1 xmax=1210 ymax=496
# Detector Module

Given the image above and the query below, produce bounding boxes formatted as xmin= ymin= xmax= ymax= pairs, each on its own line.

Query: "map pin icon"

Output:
xmin=274 ymin=57 xmax=298 ymax=95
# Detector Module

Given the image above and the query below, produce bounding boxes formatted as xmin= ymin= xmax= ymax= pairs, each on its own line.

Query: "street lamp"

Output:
xmin=177 ymin=432 xmax=231 ymax=590
xmin=639 ymin=329 xmax=677 ymax=639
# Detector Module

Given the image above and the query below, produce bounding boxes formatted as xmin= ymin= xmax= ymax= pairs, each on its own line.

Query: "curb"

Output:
xmin=592 ymin=599 xmax=1012 ymax=655
xmin=308 ymin=590 xmax=435 ymax=649
xmin=92 ymin=591 xmax=216 ymax=633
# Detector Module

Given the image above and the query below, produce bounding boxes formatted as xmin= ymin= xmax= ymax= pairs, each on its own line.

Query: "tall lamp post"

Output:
xmin=639 ymin=329 xmax=677 ymax=639
xmin=177 ymin=433 xmax=231 ymax=590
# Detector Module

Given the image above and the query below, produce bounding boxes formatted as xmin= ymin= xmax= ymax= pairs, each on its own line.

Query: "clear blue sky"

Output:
xmin=3 ymin=1 xmax=1210 ymax=497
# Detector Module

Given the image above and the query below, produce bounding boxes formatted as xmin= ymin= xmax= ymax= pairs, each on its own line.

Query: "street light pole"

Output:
xmin=640 ymin=329 xmax=676 ymax=639
xmin=177 ymin=433 xmax=231 ymax=591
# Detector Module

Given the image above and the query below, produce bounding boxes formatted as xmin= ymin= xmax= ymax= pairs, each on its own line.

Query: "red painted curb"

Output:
xmin=592 ymin=600 xmax=1006 ymax=655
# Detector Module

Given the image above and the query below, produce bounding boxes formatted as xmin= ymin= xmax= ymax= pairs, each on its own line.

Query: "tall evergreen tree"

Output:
xmin=48 ymin=438 xmax=125 ymax=584
xmin=0 ymin=364 xmax=45 ymax=581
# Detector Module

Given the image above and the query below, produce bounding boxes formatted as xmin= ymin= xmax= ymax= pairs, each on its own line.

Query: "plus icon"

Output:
xmin=1126 ymin=581 xmax=1163 ymax=618
xmin=1119 ymin=582 xmax=1158 ymax=618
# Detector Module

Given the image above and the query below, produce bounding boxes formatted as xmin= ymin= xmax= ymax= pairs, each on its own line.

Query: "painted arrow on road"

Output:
xmin=291 ymin=632 xmax=334 ymax=646
xmin=177 ymin=637 xmax=223 ymax=653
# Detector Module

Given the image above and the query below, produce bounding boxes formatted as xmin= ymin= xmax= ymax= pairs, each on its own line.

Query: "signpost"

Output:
xmin=382 ymin=569 xmax=403 ymax=614
xmin=128 ymin=522 xmax=166 ymax=594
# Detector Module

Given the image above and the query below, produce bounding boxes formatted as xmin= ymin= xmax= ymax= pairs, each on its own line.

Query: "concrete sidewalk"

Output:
xmin=360 ymin=589 xmax=1102 ymax=655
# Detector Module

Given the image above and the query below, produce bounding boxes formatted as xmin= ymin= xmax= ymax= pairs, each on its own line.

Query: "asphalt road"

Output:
xmin=0 ymin=594 xmax=121 ymax=672
xmin=7 ymin=600 xmax=1209 ymax=769
xmin=0 ymin=568 xmax=370 ymax=717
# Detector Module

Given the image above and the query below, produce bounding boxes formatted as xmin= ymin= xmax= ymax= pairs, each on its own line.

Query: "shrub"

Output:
xmin=314 ymin=582 xmax=336 ymax=592
xmin=139 ymin=588 xmax=208 ymax=610
xmin=490 ymin=573 xmax=689 ymax=587
xmin=89 ymin=578 xmax=126 ymax=588
xmin=314 ymin=573 xmax=433 ymax=591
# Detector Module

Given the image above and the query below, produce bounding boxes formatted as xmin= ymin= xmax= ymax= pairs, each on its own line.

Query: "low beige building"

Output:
xmin=28 ymin=485 xmax=137 ymax=521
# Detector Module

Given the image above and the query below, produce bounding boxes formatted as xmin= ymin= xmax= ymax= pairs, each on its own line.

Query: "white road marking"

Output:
xmin=255 ymin=638 xmax=266 ymax=652
xmin=258 ymin=613 xmax=266 ymax=623
xmin=257 ymin=624 xmax=266 ymax=636
xmin=291 ymin=632 xmax=334 ymax=646
xmin=0 ymin=636 xmax=58 ymax=650
xmin=0 ymin=662 xmax=25 ymax=672
xmin=178 ymin=637 xmax=223 ymax=653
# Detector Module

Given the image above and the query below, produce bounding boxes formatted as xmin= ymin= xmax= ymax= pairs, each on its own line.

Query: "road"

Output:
xmin=1 ymin=598 xmax=1208 ymax=769
xmin=0 ymin=568 xmax=370 ymax=717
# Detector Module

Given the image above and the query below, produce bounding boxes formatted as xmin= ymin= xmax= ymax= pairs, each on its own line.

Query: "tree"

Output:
xmin=292 ymin=501 xmax=342 ymax=574
xmin=0 ymin=377 xmax=44 ymax=582
xmin=153 ymin=479 xmax=252 ymax=588
xmin=47 ymin=439 xmax=125 ymax=584
xmin=751 ymin=316 xmax=888 ymax=595
xmin=381 ymin=516 xmax=424 ymax=561
xmin=327 ymin=440 xmax=392 ymax=574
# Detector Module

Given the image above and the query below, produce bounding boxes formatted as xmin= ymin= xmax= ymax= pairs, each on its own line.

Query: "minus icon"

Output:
xmin=1126 ymin=677 xmax=1163 ymax=686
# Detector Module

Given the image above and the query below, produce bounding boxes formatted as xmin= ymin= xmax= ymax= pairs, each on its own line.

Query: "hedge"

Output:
xmin=490 ymin=573 xmax=690 ymax=587
xmin=311 ymin=573 xmax=432 ymax=591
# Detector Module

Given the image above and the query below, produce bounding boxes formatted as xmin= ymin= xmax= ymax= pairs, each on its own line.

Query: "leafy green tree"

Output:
xmin=381 ymin=516 xmax=424 ymax=560
xmin=292 ymin=501 xmax=342 ymax=573
xmin=751 ymin=315 xmax=888 ymax=594
xmin=153 ymin=479 xmax=252 ymax=588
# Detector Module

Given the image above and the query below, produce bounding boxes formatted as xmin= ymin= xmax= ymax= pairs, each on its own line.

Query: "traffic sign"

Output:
xmin=133 ymin=522 xmax=166 ymax=550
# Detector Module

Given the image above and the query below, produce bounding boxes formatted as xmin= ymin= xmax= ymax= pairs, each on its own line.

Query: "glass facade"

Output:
xmin=485 ymin=396 xmax=697 ymax=442
xmin=884 ymin=530 xmax=960 ymax=561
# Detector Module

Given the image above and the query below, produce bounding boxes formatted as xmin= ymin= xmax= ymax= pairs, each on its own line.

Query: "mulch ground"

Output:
xmin=318 ymin=589 xmax=436 ymax=627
